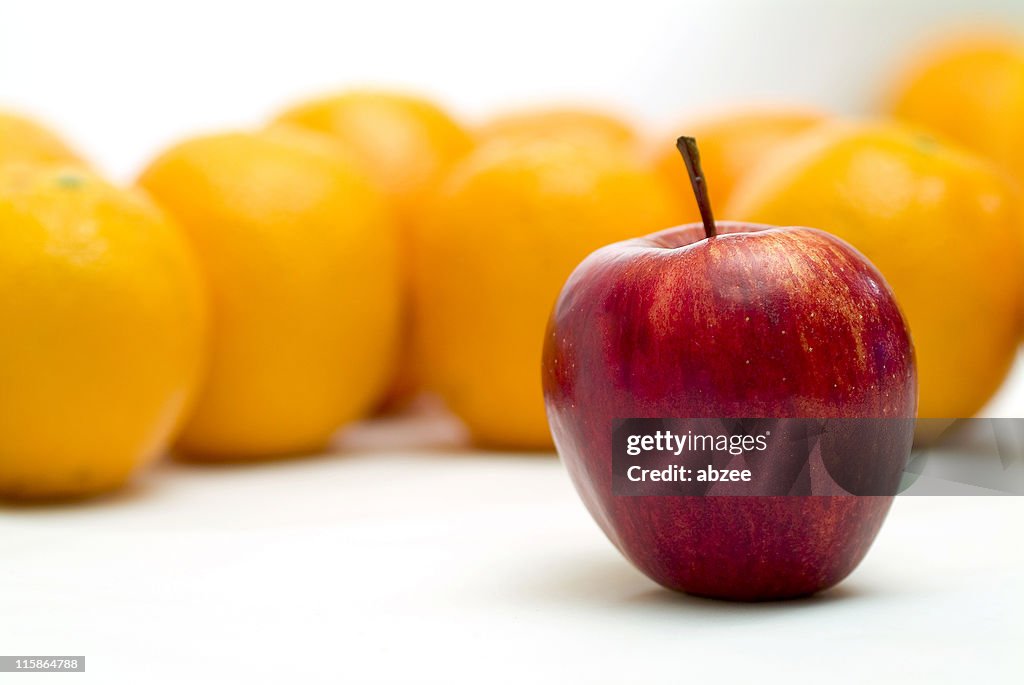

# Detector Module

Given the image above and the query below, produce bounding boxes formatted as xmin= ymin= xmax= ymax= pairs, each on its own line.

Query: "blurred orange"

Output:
xmin=413 ymin=137 xmax=685 ymax=449
xmin=478 ymin=107 xmax=639 ymax=150
xmin=0 ymin=166 xmax=207 ymax=499
xmin=275 ymin=90 xmax=474 ymax=409
xmin=653 ymin=107 xmax=826 ymax=218
xmin=139 ymin=128 xmax=401 ymax=459
xmin=886 ymin=31 xmax=1024 ymax=182
xmin=728 ymin=119 xmax=1024 ymax=422
xmin=0 ymin=111 xmax=86 ymax=168
xmin=274 ymin=90 xmax=473 ymax=213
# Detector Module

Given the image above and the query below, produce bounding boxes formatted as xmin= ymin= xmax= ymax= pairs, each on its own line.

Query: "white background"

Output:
xmin=1 ymin=1 xmax=1023 ymax=683
xmin=2 ymin=0 xmax=1024 ymax=181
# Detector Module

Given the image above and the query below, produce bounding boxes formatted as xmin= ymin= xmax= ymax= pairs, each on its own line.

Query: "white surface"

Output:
xmin=1 ymin=412 xmax=1021 ymax=684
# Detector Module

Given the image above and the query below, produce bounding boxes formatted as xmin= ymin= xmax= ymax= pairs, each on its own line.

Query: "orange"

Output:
xmin=413 ymin=138 xmax=685 ymax=449
xmin=274 ymin=90 xmax=473 ymax=215
xmin=275 ymin=90 xmax=473 ymax=408
xmin=479 ymin=107 xmax=639 ymax=150
xmin=886 ymin=31 xmax=1024 ymax=182
xmin=653 ymin=107 xmax=826 ymax=217
xmin=139 ymin=128 xmax=400 ymax=459
xmin=0 ymin=166 xmax=207 ymax=499
xmin=0 ymin=111 xmax=86 ymax=168
xmin=728 ymin=120 xmax=1024 ymax=421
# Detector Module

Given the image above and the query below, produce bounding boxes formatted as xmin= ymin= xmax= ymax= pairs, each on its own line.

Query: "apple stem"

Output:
xmin=676 ymin=136 xmax=716 ymax=239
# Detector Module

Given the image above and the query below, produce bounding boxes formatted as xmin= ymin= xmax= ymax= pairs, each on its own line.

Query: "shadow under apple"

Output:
xmin=514 ymin=549 xmax=882 ymax=618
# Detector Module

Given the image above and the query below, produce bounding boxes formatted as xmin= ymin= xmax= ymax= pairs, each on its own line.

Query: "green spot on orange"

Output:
xmin=55 ymin=172 xmax=85 ymax=189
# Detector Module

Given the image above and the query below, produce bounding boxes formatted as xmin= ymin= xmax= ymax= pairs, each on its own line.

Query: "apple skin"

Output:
xmin=542 ymin=221 xmax=917 ymax=601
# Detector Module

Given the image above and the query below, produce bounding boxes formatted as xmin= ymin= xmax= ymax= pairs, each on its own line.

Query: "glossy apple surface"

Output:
xmin=542 ymin=222 xmax=917 ymax=600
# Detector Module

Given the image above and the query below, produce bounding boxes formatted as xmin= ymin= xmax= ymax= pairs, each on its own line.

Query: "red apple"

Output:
xmin=541 ymin=138 xmax=916 ymax=600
